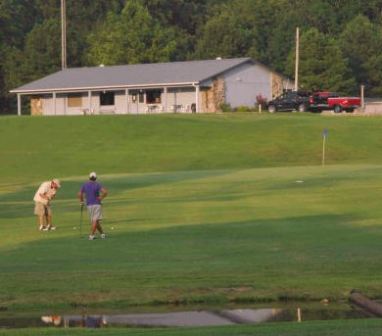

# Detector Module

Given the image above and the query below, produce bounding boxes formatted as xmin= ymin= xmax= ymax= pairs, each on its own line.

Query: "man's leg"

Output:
xmin=88 ymin=205 xmax=105 ymax=240
xmin=35 ymin=202 xmax=46 ymax=231
xmin=37 ymin=214 xmax=45 ymax=230
xmin=91 ymin=220 xmax=97 ymax=235
xmin=89 ymin=217 xmax=97 ymax=240
xmin=44 ymin=206 xmax=56 ymax=230
xmin=45 ymin=215 xmax=54 ymax=230
xmin=96 ymin=220 xmax=104 ymax=234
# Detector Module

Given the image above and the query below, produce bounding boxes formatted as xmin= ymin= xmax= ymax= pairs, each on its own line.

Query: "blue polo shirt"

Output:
xmin=80 ymin=181 xmax=102 ymax=206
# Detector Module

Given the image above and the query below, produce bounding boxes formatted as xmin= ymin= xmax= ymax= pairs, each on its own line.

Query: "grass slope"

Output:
xmin=1 ymin=114 xmax=382 ymax=313
xmin=1 ymin=113 xmax=382 ymax=183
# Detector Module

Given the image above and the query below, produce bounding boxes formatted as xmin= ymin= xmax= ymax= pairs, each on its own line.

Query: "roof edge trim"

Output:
xmin=10 ymin=81 xmax=199 ymax=94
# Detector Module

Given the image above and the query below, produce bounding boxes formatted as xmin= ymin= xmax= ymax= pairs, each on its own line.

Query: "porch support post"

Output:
xmin=17 ymin=94 xmax=21 ymax=116
xmin=195 ymin=84 xmax=200 ymax=113
xmin=164 ymin=87 xmax=168 ymax=113
xmin=88 ymin=91 xmax=91 ymax=114
xmin=125 ymin=88 xmax=129 ymax=114
xmin=53 ymin=92 xmax=57 ymax=115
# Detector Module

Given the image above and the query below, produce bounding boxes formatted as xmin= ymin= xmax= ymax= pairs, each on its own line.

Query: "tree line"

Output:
xmin=1 ymin=0 xmax=382 ymax=114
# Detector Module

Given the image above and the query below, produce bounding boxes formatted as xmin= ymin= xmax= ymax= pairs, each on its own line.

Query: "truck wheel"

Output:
xmin=334 ymin=105 xmax=342 ymax=113
xmin=268 ymin=105 xmax=276 ymax=113
xmin=298 ymin=103 xmax=306 ymax=112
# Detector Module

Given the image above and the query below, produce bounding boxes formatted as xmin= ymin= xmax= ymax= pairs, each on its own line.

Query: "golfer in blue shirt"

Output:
xmin=78 ymin=172 xmax=108 ymax=240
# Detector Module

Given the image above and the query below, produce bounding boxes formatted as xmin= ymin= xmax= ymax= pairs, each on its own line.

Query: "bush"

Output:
xmin=256 ymin=94 xmax=268 ymax=109
xmin=234 ymin=105 xmax=256 ymax=112
xmin=220 ymin=103 xmax=233 ymax=112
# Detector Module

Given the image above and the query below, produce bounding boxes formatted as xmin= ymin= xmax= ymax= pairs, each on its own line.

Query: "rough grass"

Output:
xmin=2 ymin=319 xmax=382 ymax=336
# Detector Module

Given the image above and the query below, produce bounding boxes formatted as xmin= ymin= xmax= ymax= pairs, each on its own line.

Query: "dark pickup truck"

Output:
xmin=267 ymin=91 xmax=310 ymax=113
xmin=267 ymin=90 xmax=361 ymax=113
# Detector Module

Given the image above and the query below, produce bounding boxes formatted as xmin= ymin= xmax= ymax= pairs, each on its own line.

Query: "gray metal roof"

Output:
xmin=11 ymin=58 xmax=253 ymax=94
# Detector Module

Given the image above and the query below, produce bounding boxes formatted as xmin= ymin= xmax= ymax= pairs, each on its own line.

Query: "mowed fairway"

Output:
xmin=1 ymin=113 xmax=382 ymax=315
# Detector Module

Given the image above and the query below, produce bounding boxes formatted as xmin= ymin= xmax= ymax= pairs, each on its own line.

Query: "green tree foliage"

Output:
xmin=0 ymin=0 xmax=40 ymax=112
xmin=264 ymin=2 xmax=301 ymax=72
xmin=142 ymin=0 xmax=210 ymax=35
xmin=86 ymin=0 xmax=179 ymax=65
xmin=141 ymin=0 xmax=218 ymax=58
xmin=0 ymin=0 xmax=39 ymax=47
xmin=1 ymin=0 xmax=382 ymax=114
xmin=2 ymin=19 xmax=62 ymax=113
xmin=286 ymin=28 xmax=355 ymax=93
xmin=65 ymin=0 xmax=125 ymax=66
xmin=194 ymin=0 xmax=258 ymax=60
xmin=339 ymin=15 xmax=382 ymax=95
xmin=31 ymin=0 xmax=125 ymax=66
xmin=0 ymin=0 xmax=125 ymax=114
xmin=366 ymin=55 xmax=382 ymax=96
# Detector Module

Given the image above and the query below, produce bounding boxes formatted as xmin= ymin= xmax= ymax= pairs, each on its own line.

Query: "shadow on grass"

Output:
xmin=0 ymin=170 xmax=232 ymax=219
xmin=1 ymin=213 xmax=382 ymax=308
xmin=2 ymin=213 xmax=381 ymax=265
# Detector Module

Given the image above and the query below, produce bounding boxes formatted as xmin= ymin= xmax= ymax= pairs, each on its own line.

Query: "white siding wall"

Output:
xmin=166 ymin=88 xmax=195 ymax=113
xmin=43 ymin=93 xmax=88 ymax=115
xmin=114 ymin=91 xmax=126 ymax=114
xmin=224 ymin=63 xmax=272 ymax=108
xmin=38 ymin=64 xmax=283 ymax=115
xmin=43 ymin=97 xmax=55 ymax=115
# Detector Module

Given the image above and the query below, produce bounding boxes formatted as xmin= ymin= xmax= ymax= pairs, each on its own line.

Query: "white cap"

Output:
xmin=89 ymin=172 xmax=97 ymax=179
xmin=52 ymin=179 xmax=61 ymax=188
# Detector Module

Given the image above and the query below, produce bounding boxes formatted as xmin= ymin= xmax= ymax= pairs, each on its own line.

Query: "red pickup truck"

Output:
xmin=309 ymin=92 xmax=361 ymax=113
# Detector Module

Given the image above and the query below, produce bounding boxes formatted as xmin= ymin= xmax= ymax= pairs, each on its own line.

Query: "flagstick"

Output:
xmin=322 ymin=135 xmax=326 ymax=166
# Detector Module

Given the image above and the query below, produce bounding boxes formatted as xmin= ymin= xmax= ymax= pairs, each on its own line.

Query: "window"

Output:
xmin=146 ymin=90 xmax=162 ymax=104
xmin=139 ymin=92 xmax=144 ymax=103
xmin=67 ymin=94 xmax=82 ymax=107
xmin=100 ymin=92 xmax=115 ymax=106
xmin=130 ymin=90 xmax=145 ymax=103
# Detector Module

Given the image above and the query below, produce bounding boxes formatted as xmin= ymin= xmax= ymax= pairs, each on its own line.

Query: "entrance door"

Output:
xmin=130 ymin=90 xmax=145 ymax=114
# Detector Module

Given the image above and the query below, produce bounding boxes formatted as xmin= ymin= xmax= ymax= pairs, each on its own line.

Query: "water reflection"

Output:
xmin=41 ymin=309 xmax=283 ymax=328
xmin=37 ymin=306 xmax=369 ymax=329
xmin=0 ymin=304 xmax=370 ymax=329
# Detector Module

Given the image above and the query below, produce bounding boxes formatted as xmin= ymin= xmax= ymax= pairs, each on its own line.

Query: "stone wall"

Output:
xmin=271 ymin=73 xmax=284 ymax=98
xmin=201 ymin=77 xmax=225 ymax=113
xmin=31 ymin=97 xmax=43 ymax=116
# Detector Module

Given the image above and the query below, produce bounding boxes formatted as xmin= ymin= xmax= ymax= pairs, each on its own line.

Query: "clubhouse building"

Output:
xmin=10 ymin=57 xmax=292 ymax=116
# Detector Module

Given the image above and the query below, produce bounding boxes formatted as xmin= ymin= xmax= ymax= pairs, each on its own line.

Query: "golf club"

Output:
xmin=80 ymin=203 xmax=84 ymax=238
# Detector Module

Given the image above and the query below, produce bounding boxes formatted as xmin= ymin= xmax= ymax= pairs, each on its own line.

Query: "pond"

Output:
xmin=0 ymin=302 xmax=372 ymax=329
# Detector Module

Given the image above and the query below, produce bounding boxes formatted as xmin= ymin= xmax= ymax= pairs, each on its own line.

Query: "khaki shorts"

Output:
xmin=87 ymin=204 xmax=103 ymax=222
xmin=34 ymin=202 xmax=51 ymax=216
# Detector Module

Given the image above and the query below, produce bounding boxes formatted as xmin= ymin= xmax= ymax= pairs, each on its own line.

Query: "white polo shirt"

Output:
xmin=33 ymin=181 xmax=56 ymax=205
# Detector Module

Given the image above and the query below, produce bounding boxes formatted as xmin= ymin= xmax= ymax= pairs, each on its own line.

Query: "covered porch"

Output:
xmin=16 ymin=83 xmax=202 ymax=116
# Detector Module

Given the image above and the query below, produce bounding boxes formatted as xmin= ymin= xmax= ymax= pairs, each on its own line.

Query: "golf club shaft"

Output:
xmin=80 ymin=204 xmax=84 ymax=238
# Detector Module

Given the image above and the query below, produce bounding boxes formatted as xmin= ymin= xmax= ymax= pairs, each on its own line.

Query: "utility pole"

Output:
xmin=61 ymin=0 xmax=67 ymax=69
xmin=294 ymin=27 xmax=300 ymax=91
xmin=360 ymin=84 xmax=365 ymax=112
